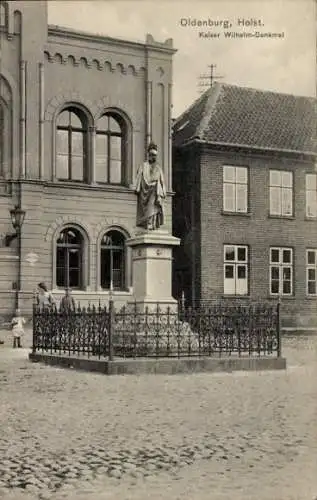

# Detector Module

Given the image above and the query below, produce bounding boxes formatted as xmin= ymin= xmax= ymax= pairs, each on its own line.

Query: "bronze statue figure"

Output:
xmin=135 ymin=142 xmax=166 ymax=231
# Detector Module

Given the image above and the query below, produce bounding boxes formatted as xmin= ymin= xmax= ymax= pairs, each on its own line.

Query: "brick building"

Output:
xmin=0 ymin=0 xmax=175 ymax=316
xmin=172 ymin=82 xmax=317 ymax=327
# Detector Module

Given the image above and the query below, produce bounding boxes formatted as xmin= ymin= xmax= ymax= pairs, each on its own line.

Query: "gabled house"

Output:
xmin=172 ymin=82 xmax=317 ymax=327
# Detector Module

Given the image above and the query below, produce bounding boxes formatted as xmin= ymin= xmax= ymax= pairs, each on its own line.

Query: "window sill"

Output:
xmin=304 ymin=217 xmax=317 ymax=221
xmin=52 ymin=289 xmax=133 ymax=295
xmin=48 ymin=180 xmax=134 ymax=193
xmin=305 ymin=295 xmax=317 ymax=300
xmin=222 ymin=211 xmax=251 ymax=217
xmin=268 ymin=214 xmax=295 ymax=220
xmin=222 ymin=295 xmax=250 ymax=299
xmin=267 ymin=295 xmax=295 ymax=300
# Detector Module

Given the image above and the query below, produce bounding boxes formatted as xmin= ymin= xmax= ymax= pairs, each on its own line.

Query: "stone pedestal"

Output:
xmin=126 ymin=230 xmax=180 ymax=312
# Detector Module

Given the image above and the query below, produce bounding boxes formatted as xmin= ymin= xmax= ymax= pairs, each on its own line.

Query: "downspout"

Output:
xmin=144 ymin=44 xmax=152 ymax=156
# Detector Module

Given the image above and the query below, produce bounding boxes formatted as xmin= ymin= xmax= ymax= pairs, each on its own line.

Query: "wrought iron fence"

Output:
xmin=32 ymin=299 xmax=281 ymax=359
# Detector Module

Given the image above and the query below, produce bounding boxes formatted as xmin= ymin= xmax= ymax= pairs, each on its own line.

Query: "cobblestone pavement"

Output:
xmin=0 ymin=329 xmax=316 ymax=500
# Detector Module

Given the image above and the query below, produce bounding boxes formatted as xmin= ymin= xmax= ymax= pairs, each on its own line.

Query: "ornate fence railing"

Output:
xmin=32 ymin=300 xmax=281 ymax=359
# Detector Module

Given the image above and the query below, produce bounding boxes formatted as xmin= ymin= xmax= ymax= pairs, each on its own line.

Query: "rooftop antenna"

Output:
xmin=197 ymin=64 xmax=224 ymax=95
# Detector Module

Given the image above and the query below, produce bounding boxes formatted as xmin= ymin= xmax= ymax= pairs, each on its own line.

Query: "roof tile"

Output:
xmin=173 ymin=83 xmax=317 ymax=154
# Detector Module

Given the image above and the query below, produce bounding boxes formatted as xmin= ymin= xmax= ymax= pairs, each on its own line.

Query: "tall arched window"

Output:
xmin=0 ymin=104 xmax=3 ymax=175
xmin=56 ymin=227 xmax=83 ymax=288
xmin=100 ymin=230 xmax=126 ymax=290
xmin=96 ymin=113 xmax=125 ymax=184
xmin=56 ymin=107 xmax=87 ymax=182
xmin=0 ymin=3 xmax=6 ymax=27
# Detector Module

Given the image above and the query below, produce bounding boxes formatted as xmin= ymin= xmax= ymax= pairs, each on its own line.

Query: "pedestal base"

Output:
xmin=126 ymin=230 xmax=180 ymax=312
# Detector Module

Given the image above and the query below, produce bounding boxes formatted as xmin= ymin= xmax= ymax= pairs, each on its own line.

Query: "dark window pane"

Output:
xmin=271 ymin=267 xmax=279 ymax=280
xmin=283 ymin=249 xmax=291 ymax=263
xmin=110 ymin=231 xmax=124 ymax=247
xmin=283 ymin=281 xmax=291 ymax=294
xmin=237 ymin=265 xmax=246 ymax=279
xmin=113 ymin=249 xmax=123 ymax=270
xmin=101 ymin=231 xmax=124 ymax=247
xmin=56 ymin=268 xmax=66 ymax=287
xmin=57 ymin=232 xmax=65 ymax=244
xmin=56 ymin=155 xmax=69 ymax=180
xmin=69 ymin=269 xmax=80 ymax=288
xmin=307 ymin=251 xmax=315 ymax=264
xmin=308 ymin=281 xmax=316 ymax=295
xmin=113 ymin=269 xmax=122 ymax=289
xmin=102 ymin=234 xmax=112 ymax=246
xmin=56 ymin=227 xmax=83 ymax=289
xmin=225 ymin=265 xmax=234 ymax=279
xmin=101 ymin=248 xmax=111 ymax=289
xmin=56 ymin=248 xmax=66 ymax=267
xmin=237 ymin=247 xmax=246 ymax=262
xmin=308 ymin=268 xmax=316 ymax=281
xmin=283 ymin=267 xmax=291 ymax=280
xmin=66 ymin=229 xmax=81 ymax=244
xmin=271 ymin=249 xmax=279 ymax=263
xmin=271 ymin=280 xmax=279 ymax=294
xmin=68 ymin=248 xmax=80 ymax=267
xmin=225 ymin=247 xmax=235 ymax=261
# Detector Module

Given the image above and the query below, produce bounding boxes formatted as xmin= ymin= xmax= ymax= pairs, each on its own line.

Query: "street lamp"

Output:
xmin=5 ymin=205 xmax=26 ymax=247
xmin=5 ymin=205 xmax=26 ymax=311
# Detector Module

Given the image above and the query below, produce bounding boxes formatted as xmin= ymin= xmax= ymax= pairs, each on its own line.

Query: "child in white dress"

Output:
xmin=11 ymin=309 xmax=26 ymax=348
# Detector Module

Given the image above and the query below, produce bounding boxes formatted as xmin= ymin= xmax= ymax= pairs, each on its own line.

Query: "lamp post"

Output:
xmin=5 ymin=205 xmax=26 ymax=310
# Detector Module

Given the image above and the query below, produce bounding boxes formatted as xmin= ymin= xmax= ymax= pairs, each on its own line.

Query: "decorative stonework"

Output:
xmin=43 ymin=50 xmax=145 ymax=77
xmin=44 ymin=92 xmax=97 ymax=122
xmin=95 ymin=219 xmax=132 ymax=242
xmin=44 ymin=216 xmax=95 ymax=243
xmin=44 ymin=92 xmax=142 ymax=131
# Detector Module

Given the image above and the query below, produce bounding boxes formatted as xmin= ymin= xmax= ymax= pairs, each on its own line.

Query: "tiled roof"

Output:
xmin=173 ymin=83 xmax=317 ymax=154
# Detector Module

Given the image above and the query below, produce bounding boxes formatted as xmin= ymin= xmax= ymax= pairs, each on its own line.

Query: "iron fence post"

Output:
xmin=32 ymin=301 xmax=36 ymax=354
xmin=108 ymin=283 xmax=114 ymax=361
xmin=277 ymin=299 xmax=282 ymax=357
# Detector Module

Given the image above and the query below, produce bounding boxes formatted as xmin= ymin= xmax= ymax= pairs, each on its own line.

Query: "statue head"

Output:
xmin=147 ymin=142 xmax=158 ymax=164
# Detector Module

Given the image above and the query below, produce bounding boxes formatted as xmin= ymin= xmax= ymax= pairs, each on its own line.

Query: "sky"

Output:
xmin=48 ymin=0 xmax=316 ymax=118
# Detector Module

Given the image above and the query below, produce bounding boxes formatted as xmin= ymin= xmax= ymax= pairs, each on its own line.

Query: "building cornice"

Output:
xmin=8 ymin=179 xmax=175 ymax=197
xmin=176 ymin=137 xmax=317 ymax=159
xmin=47 ymin=25 xmax=177 ymax=55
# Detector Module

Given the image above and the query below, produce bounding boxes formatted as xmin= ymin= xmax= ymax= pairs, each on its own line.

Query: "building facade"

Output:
xmin=0 ymin=0 xmax=175 ymax=316
xmin=172 ymin=83 xmax=317 ymax=328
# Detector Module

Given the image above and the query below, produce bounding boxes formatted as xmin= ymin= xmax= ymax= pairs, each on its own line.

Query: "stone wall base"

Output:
xmin=29 ymin=352 xmax=286 ymax=375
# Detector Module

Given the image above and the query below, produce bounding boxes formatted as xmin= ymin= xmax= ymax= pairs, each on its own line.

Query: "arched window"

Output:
xmin=56 ymin=227 xmax=83 ymax=288
xmin=0 ymin=3 xmax=6 ymax=27
xmin=56 ymin=107 xmax=88 ymax=182
xmin=100 ymin=230 xmax=126 ymax=290
xmin=96 ymin=113 xmax=125 ymax=184
xmin=0 ymin=104 xmax=3 ymax=175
